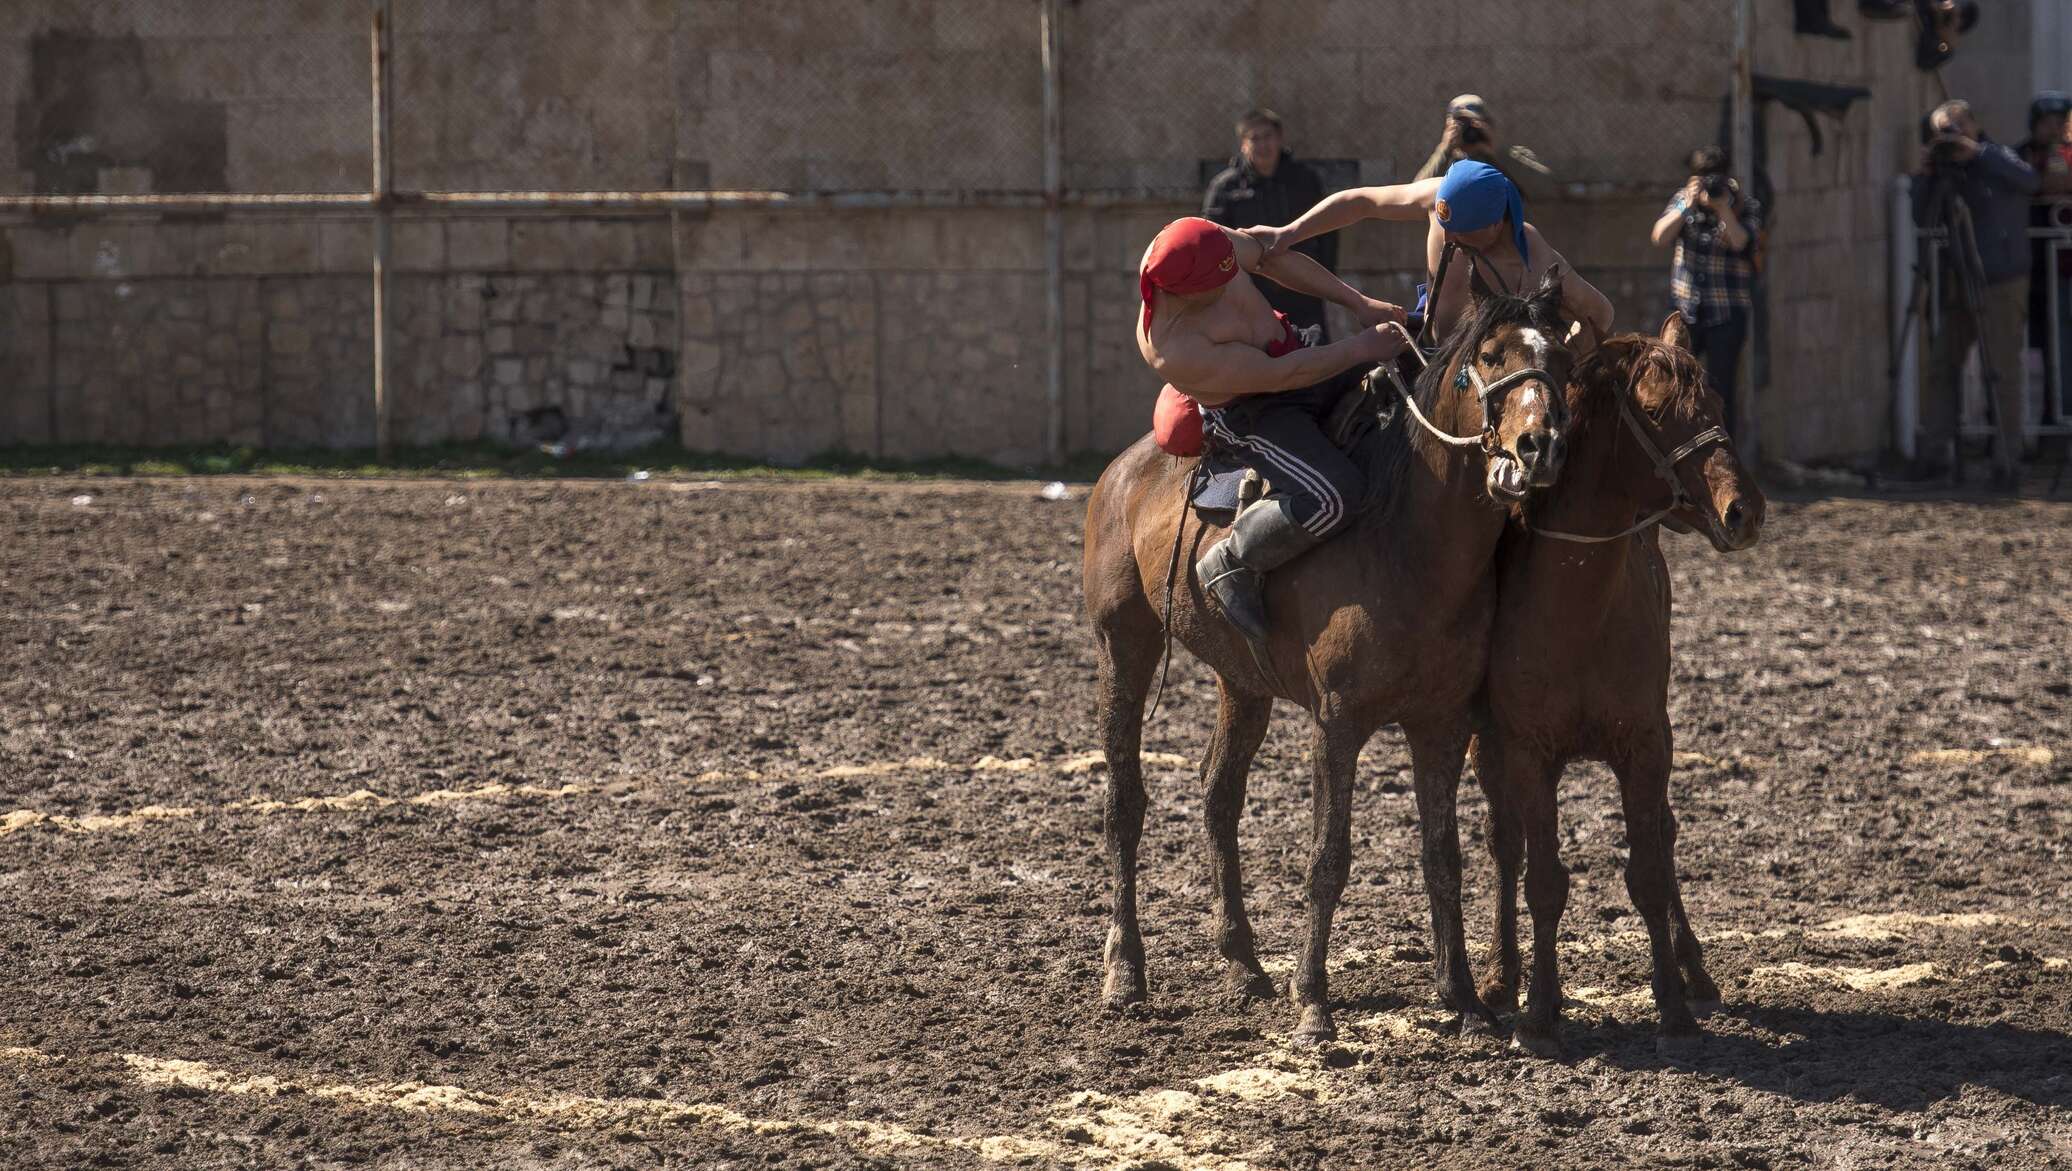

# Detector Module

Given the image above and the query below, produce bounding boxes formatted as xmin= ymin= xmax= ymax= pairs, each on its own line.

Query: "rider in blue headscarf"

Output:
xmin=1245 ymin=158 xmax=1614 ymax=348
xmin=1435 ymin=160 xmax=1529 ymax=269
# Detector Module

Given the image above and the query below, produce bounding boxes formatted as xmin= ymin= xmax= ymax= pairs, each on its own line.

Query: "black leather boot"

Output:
xmin=1195 ymin=496 xmax=1319 ymax=657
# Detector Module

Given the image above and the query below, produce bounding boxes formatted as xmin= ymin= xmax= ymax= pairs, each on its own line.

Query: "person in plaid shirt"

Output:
xmin=1650 ymin=147 xmax=1763 ymax=436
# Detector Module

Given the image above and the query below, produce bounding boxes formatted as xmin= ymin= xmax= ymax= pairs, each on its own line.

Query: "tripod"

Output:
xmin=1889 ymin=172 xmax=2002 ymax=485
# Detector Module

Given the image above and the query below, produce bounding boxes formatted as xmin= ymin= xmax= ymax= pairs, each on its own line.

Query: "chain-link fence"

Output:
xmin=1 ymin=0 xmax=1754 ymax=462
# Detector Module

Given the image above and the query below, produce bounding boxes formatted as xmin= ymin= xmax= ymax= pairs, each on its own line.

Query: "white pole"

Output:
xmin=371 ymin=0 xmax=394 ymax=462
xmin=1040 ymin=0 xmax=1065 ymax=468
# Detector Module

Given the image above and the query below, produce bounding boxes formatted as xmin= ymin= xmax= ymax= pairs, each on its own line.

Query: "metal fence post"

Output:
xmin=1731 ymin=0 xmax=1757 ymax=463
xmin=371 ymin=0 xmax=394 ymax=461
xmin=1891 ymin=178 xmax=1918 ymax=461
xmin=1040 ymin=0 xmax=1064 ymax=468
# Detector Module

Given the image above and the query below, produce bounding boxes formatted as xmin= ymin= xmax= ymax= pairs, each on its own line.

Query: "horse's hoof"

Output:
xmin=1477 ymin=979 xmax=1519 ymax=1016
xmin=1459 ymin=1009 xmax=1500 ymax=1038
xmin=1291 ymin=1006 xmax=1336 ymax=1046
xmin=1656 ymin=1029 xmax=1705 ymax=1059
xmin=1102 ymin=966 xmax=1147 ymax=1012
xmin=1686 ymin=997 xmax=1723 ymax=1019
xmin=1224 ymin=964 xmax=1279 ymax=1004
xmin=1511 ymin=1024 xmax=1565 ymax=1060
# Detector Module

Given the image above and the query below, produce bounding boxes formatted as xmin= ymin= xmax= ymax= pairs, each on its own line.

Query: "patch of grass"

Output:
xmin=0 ymin=442 xmax=1117 ymax=483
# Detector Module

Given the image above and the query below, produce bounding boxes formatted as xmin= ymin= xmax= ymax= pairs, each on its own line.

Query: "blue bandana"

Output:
xmin=1435 ymin=160 xmax=1528 ymax=266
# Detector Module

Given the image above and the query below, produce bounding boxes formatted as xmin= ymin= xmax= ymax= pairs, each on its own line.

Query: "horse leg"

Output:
xmin=1470 ymin=733 xmax=1524 ymax=1016
xmin=1612 ymin=740 xmax=1703 ymax=1046
xmin=1202 ymin=678 xmax=1276 ymax=1002
xmin=1092 ymin=597 xmax=1163 ymax=1011
xmin=1405 ymin=720 xmax=1498 ymax=1033
xmin=1512 ymin=750 xmax=1570 ymax=1058
xmin=1668 ymin=847 xmax=1723 ymax=1015
xmin=1290 ymin=718 xmax=1364 ymax=1044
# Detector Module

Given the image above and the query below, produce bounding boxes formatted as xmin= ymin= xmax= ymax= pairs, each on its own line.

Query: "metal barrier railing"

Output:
xmin=1890 ymin=184 xmax=2072 ymax=459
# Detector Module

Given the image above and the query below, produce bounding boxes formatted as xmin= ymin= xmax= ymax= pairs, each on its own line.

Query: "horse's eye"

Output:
xmin=1479 ymin=349 xmax=1502 ymax=366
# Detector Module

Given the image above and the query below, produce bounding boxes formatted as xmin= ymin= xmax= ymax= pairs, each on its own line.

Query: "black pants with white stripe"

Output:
xmin=1201 ymin=387 xmax=1364 ymax=540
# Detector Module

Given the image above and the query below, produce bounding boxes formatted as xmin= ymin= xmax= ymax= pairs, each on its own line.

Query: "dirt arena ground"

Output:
xmin=1 ymin=474 xmax=2068 ymax=1170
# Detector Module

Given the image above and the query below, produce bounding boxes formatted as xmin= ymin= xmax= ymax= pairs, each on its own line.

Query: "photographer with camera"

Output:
xmin=1911 ymin=99 xmax=2039 ymax=489
xmin=1413 ymin=95 xmax=1548 ymax=199
xmin=1649 ymin=147 xmax=1763 ymax=438
xmin=2019 ymin=93 xmax=2072 ymax=412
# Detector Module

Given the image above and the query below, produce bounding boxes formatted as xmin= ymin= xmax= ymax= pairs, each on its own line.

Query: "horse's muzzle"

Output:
xmin=1514 ymin=427 xmax=1566 ymax=487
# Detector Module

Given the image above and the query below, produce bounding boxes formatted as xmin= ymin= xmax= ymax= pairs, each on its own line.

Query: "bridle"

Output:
xmin=1528 ymin=350 xmax=1732 ymax=546
xmin=1369 ymin=322 xmax=1560 ymax=457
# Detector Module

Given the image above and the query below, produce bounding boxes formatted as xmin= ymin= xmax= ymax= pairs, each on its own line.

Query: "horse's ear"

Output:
xmin=1659 ymin=311 xmax=1693 ymax=352
xmin=1531 ymin=262 xmax=1565 ymax=314
xmin=1468 ymin=260 xmax=1496 ymax=304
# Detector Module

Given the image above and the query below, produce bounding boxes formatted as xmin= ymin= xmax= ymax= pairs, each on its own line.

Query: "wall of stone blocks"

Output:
xmin=0 ymin=217 xmax=680 ymax=452
xmin=0 ymin=1 xmax=2027 ymax=465
xmin=1746 ymin=18 xmax=1940 ymax=464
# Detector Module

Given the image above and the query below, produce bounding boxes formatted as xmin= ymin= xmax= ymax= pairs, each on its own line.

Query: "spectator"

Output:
xmin=1203 ymin=109 xmax=1337 ymax=339
xmin=1413 ymin=94 xmax=1550 ymax=200
xmin=1649 ymin=147 xmax=1764 ymax=437
xmin=2019 ymin=92 xmax=2072 ymax=411
xmin=1911 ymin=99 xmax=2039 ymax=490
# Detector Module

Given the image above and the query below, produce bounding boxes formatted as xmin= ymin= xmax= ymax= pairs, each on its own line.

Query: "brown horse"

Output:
xmin=1467 ymin=314 xmax=1765 ymax=1057
xmin=1083 ymin=272 xmax=1573 ymax=1043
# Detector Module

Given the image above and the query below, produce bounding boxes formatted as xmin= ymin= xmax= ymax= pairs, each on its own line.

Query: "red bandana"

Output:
xmin=1139 ymin=217 xmax=1237 ymax=331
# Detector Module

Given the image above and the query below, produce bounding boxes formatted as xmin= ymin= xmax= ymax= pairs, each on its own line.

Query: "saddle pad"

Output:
xmin=1187 ymin=449 xmax=1252 ymax=523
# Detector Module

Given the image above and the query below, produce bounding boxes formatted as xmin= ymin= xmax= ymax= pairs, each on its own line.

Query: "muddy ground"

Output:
xmin=0 ymin=475 xmax=2067 ymax=1170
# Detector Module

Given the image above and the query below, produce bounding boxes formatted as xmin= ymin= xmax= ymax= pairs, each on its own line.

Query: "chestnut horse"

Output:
xmin=1083 ymin=272 xmax=1573 ymax=1042
xmin=1467 ymin=314 xmax=1765 ymax=1057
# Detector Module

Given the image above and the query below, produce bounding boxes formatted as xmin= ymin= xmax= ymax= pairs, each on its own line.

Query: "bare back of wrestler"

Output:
xmin=1133 ymin=217 xmax=1407 ymax=657
xmin=1136 ymin=223 xmax=1404 ymax=408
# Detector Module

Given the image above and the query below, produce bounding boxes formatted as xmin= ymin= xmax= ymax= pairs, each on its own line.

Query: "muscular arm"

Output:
xmin=1275 ymin=179 xmax=1442 ymax=248
xmin=1256 ymin=247 xmax=1373 ymax=314
xmin=1150 ymin=330 xmax=1390 ymax=408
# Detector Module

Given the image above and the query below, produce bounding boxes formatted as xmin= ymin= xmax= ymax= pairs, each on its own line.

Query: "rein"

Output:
xmin=1527 ymin=353 xmax=1730 ymax=545
xmin=1370 ymin=323 xmax=1555 ymax=455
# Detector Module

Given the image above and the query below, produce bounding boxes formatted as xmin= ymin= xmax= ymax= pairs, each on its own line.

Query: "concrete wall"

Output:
xmin=0 ymin=0 xmax=2027 ymax=466
xmin=1747 ymin=16 xmax=1940 ymax=463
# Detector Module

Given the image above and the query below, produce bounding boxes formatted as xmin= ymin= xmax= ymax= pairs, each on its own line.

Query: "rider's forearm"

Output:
xmin=1256 ymin=248 xmax=1365 ymax=310
xmin=1249 ymin=336 xmax=1376 ymax=396
xmin=1279 ymin=189 xmax=1386 ymax=248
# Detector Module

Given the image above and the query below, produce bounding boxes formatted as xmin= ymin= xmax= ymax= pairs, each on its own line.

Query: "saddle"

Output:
xmin=1187 ymin=366 xmax=1405 ymax=526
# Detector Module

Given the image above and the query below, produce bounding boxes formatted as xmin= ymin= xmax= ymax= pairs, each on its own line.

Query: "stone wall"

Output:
xmin=1747 ymin=17 xmax=1939 ymax=464
xmin=0 ymin=1 xmax=2040 ymax=465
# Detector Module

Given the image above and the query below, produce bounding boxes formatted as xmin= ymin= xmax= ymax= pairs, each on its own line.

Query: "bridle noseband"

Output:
xmin=1463 ymin=362 xmax=1562 ymax=455
xmin=1529 ymin=354 xmax=1732 ymax=546
xmin=1372 ymin=322 xmax=1560 ymax=457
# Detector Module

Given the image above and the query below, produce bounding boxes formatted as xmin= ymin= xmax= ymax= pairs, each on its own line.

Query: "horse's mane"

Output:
xmin=1366 ymin=288 xmax=1567 ymax=518
xmin=1564 ymin=334 xmax=1711 ymax=447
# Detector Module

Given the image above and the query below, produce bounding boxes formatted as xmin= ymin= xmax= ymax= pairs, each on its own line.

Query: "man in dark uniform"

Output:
xmin=1203 ymin=109 xmax=1336 ymax=340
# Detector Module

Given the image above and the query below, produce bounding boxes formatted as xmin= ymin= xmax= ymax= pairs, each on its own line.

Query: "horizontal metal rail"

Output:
xmin=0 ymin=187 xmax=1194 ymax=219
